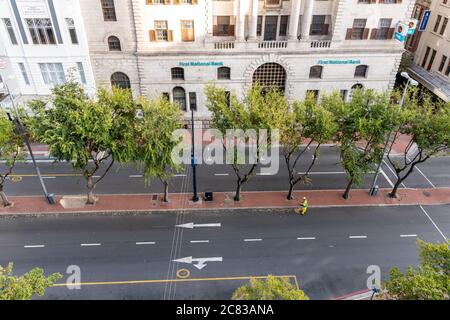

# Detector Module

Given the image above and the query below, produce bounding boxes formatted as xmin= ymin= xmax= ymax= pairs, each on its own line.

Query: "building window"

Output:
xmin=421 ymin=47 xmax=431 ymax=68
xmin=427 ymin=49 xmax=437 ymax=70
xmin=77 ymin=62 xmax=86 ymax=84
xmin=26 ymin=19 xmax=56 ymax=45
xmin=252 ymin=63 xmax=286 ymax=93
xmin=214 ymin=16 xmax=234 ymax=36
xmin=161 ymin=92 xmax=170 ymax=100
xmin=108 ymin=36 xmax=121 ymax=51
xmin=257 ymin=16 xmax=262 ymax=36
xmin=354 ymin=65 xmax=368 ymax=78
xmin=18 ymin=63 xmax=30 ymax=85
xmin=39 ymin=63 xmax=66 ymax=85
xmin=65 ymin=18 xmax=78 ymax=44
xmin=310 ymin=15 xmax=328 ymax=36
xmin=434 ymin=15 xmax=442 ymax=33
xmin=101 ymin=0 xmax=117 ymax=21
xmin=309 ymin=65 xmax=323 ymax=79
xmin=383 ymin=0 xmax=397 ymax=3
xmin=439 ymin=55 xmax=447 ymax=72
xmin=171 ymin=67 xmax=185 ymax=80
xmin=340 ymin=89 xmax=348 ymax=102
xmin=279 ymin=16 xmax=288 ymax=36
xmin=189 ymin=92 xmax=197 ymax=111
xmin=155 ymin=20 xmax=168 ymax=41
xmin=358 ymin=0 xmax=370 ymax=3
xmin=181 ymin=20 xmax=195 ymax=42
xmin=445 ymin=60 xmax=450 ymax=76
xmin=173 ymin=87 xmax=186 ymax=110
xmin=440 ymin=17 xmax=448 ymax=35
xmin=266 ymin=0 xmax=281 ymax=5
xmin=376 ymin=18 xmax=392 ymax=39
xmin=306 ymin=90 xmax=319 ymax=103
xmin=3 ymin=18 xmax=18 ymax=45
xmin=217 ymin=67 xmax=231 ymax=80
xmin=351 ymin=19 xmax=367 ymax=39
xmin=111 ymin=72 xmax=131 ymax=89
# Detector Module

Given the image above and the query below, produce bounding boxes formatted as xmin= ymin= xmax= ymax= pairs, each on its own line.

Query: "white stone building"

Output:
xmin=0 ymin=0 xmax=95 ymax=109
xmin=82 ymin=0 xmax=415 ymax=123
xmin=409 ymin=0 xmax=450 ymax=102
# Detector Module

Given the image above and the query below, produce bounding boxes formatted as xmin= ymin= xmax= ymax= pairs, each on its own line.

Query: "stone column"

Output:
xmin=236 ymin=0 xmax=248 ymax=40
xmin=288 ymin=0 xmax=301 ymax=40
xmin=248 ymin=0 xmax=259 ymax=39
xmin=300 ymin=0 xmax=314 ymax=40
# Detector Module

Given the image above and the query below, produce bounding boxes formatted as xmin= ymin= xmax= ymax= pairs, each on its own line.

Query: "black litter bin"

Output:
xmin=204 ymin=191 xmax=213 ymax=201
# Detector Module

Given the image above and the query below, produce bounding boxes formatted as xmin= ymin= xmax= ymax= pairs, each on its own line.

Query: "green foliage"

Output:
xmin=232 ymin=275 xmax=309 ymax=300
xmin=134 ymin=96 xmax=184 ymax=184
xmin=382 ymin=239 xmax=450 ymax=300
xmin=0 ymin=263 xmax=62 ymax=300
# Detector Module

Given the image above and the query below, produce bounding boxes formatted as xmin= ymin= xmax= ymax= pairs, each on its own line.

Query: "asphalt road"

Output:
xmin=1 ymin=146 xmax=447 ymax=197
xmin=0 ymin=205 xmax=448 ymax=300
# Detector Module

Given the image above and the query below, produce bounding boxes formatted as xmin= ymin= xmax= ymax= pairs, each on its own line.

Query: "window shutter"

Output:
xmin=228 ymin=24 xmax=235 ymax=36
xmin=149 ymin=30 xmax=156 ymax=41
xmin=387 ymin=28 xmax=395 ymax=39
xmin=192 ymin=0 xmax=198 ymax=4
xmin=345 ymin=28 xmax=353 ymax=40
xmin=363 ymin=28 xmax=370 ymax=39
xmin=168 ymin=30 xmax=173 ymax=41
xmin=146 ymin=0 xmax=153 ymax=4
xmin=370 ymin=29 xmax=378 ymax=39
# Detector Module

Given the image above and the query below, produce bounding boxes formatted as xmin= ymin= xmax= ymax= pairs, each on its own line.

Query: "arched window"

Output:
xmin=217 ymin=66 xmax=231 ymax=80
xmin=171 ymin=67 xmax=184 ymax=80
xmin=173 ymin=86 xmax=186 ymax=110
xmin=354 ymin=65 xmax=368 ymax=78
xmin=111 ymin=72 xmax=130 ymax=89
xmin=351 ymin=83 xmax=364 ymax=90
xmin=101 ymin=0 xmax=117 ymax=21
xmin=309 ymin=65 xmax=323 ymax=79
xmin=108 ymin=36 xmax=121 ymax=51
xmin=252 ymin=63 xmax=286 ymax=93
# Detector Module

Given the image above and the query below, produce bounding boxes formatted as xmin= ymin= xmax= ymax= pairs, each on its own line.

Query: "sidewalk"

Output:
xmin=1 ymin=187 xmax=449 ymax=215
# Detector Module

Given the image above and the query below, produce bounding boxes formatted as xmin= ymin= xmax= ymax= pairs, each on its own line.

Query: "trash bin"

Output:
xmin=369 ymin=185 xmax=379 ymax=196
xmin=46 ymin=193 xmax=56 ymax=205
xmin=204 ymin=191 xmax=213 ymax=201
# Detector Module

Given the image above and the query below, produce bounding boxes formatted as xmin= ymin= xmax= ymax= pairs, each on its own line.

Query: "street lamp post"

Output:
xmin=368 ymin=72 xmax=418 ymax=196
xmin=0 ymin=78 xmax=54 ymax=204
xmin=190 ymin=107 xmax=199 ymax=202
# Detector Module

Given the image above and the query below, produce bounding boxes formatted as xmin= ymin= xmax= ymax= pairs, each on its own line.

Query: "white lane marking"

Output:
xmin=190 ymin=240 xmax=210 ymax=243
xmin=93 ymin=175 xmax=101 ymax=178
xmin=135 ymin=241 xmax=156 ymax=245
xmin=349 ymin=236 xmax=367 ymax=239
xmin=214 ymin=173 xmax=229 ymax=176
xmin=414 ymin=165 xmax=436 ymax=189
xmin=380 ymin=169 xmax=394 ymax=188
xmin=80 ymin=243 xmax=101 ymax=246
xmin=244 ymin=238 xmax=263 ymax=242
xmin=297 ymin=237 xmax=316 ymax=240
xmin=24 ymin=245 xmax=45 ymax=248
xmin=174 ymin=174 xmax=187 ymax=177
xmin=400 ymin=234 xmax=417 ymax=238
xmin=297 ymin=171 xmax=345 ymax=175
xmin=383 ymin=160 xmax=406 ymax=188
xmin=176 ymin=222 xmax=221 ymax=229
xmin=256 ymin=173 xmax=274 ymax=176
xmin=129 ymin=175 xmax=143 ymax=178
xmin=41 ymin=176 xmax=56 ymax=179
xmin=419 ymin=205 xmax=448 ymax=241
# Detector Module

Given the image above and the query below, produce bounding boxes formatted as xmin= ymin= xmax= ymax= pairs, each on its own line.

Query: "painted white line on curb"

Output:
xmin=135 ymin=242 xmax=156 ymax=245
xmin=419 ymin=205 xmax=448 ymax=241
xmin=24 ymin=245 xmax=45 ymax=248
xmin=190 ymin=240 xmax=210 ymax=243
xmin=244 ymin=238 xmax=263 ymax=242
xmin=400 ymin=234 xmax=417 ymax=238
xmin=297 ymin=237 xmax=316 ymax=240
xmin=349 ymin=236 xmax=367 ymax=239
xmin=80 ymin=243 xmax=101 ymax=247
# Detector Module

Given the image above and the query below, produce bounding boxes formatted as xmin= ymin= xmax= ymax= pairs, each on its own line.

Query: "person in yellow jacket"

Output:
xmin=299 ymin=197 xmax=308 ymax=215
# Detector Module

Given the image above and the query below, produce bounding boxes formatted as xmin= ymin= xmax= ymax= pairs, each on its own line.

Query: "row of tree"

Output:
xmin=0 ymin=81 xmax=449 ymax=206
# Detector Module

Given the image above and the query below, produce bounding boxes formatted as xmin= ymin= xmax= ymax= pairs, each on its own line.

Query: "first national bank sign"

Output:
xmin=179 ymin=61 xmax=224 ymax=67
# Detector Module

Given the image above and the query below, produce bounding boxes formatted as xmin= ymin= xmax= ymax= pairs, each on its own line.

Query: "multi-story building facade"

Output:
xmin=0 ymin=0 xmax=95 ymax=109
xmin=80 ymin=0 xmax=414 ymax=123
xmin=409 ymin=0 xmax=450 ymax=102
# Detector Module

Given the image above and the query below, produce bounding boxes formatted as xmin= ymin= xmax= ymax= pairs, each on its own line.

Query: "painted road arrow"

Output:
xmin=176 ymin=222 xmax=221 ymax=229
xmin=173 ymin=256 xmax=223 ymax=270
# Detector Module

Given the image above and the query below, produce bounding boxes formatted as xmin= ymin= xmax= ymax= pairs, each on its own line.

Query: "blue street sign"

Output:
xmin=419 ymin=10 xmax=431 ymax=31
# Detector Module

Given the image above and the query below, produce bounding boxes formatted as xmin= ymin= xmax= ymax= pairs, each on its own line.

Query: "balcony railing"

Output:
xmin=258 ymin=40 xmax=288 ymax=49
xmin=214 ymin=41 xmax=235 ymax=49
xmin=310 ymin=40 xmax=331 ymax=48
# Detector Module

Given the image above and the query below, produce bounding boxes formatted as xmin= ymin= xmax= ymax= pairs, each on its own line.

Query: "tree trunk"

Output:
xmin=0 ymin=185 xmax=11 ymax=207
xmin=234 ymin=181 xmax=242 ymax=202
xmin=86 ymin=176 xmax=96 ymax=205
xmin=389 ymin=179 xmax=402 ymax=198
xmin=342 ymin=177 xmax=354 ymax=199
xmin=287 ymin=182 xmax=295 ymax=200
xmin=163 ymin=181 xmax=169 ymax=203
